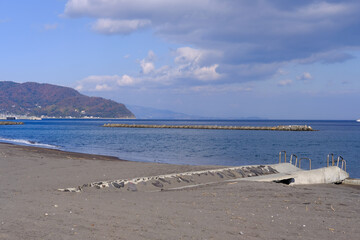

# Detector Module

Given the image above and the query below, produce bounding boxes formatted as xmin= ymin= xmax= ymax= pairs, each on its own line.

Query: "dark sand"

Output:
xmin=0 ymin=143 xmax=359 ymax=239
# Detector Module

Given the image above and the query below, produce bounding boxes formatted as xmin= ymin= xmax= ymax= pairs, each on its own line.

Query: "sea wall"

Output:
xmin=103 ymin=123 xmax=315 ymax=131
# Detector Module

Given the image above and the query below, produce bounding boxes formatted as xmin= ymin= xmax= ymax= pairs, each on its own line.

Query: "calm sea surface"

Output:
xmin=1 ymin=119 xmax=359 ymax=178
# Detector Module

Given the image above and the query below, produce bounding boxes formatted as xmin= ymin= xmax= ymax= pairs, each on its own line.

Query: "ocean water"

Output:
xmin=0 ymin=119 xmax=359 ymax=178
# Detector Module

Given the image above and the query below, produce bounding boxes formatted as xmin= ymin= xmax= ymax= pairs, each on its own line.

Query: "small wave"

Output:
xmin=0 ymin=137 xmax=58 ymax=149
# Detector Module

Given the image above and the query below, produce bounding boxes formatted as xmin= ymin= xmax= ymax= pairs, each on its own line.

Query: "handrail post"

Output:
xmin=327 ymin=153 xmax=334 ymax=167
xmin=279 ymin=151 xmax=286 ymax=163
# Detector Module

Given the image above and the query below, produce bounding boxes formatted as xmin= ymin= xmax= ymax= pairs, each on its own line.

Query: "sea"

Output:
xmin=0 ymin=119 xmax=359 ymax=178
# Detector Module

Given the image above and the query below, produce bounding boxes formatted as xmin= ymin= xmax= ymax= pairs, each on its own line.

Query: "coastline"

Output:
xmin=0 ymin=142 xmax=359 ymax=239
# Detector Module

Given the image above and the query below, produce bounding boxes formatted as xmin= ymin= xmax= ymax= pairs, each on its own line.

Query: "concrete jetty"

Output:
xmin=103 ymin=123 xmax=315 ymax=131
xmin=0 ymin=121 xmax=24 ymax=125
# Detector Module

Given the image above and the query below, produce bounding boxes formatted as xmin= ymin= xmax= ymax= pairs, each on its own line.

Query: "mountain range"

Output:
xmin=0 ymin=81 xmax=134 ymax=118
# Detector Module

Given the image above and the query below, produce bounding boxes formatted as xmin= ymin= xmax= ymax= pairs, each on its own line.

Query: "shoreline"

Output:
xmin=1 ymin=142 xmax=359 ymax=239
xmin=0 ymin=142 xmax=125 ymax=162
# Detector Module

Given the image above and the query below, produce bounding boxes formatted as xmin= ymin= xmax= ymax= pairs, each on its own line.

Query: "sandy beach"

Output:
xmin=0 ymin=143 xmax=359 ymax=240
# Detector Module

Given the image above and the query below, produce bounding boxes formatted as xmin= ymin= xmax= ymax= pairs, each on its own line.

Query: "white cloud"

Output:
xmin=297 ymin=72 xmax=313 ymax=81
xmin=76 ymin=47 xmax=223 ymax=92
xmin=137 ymin=47 xmax=222 ymax=84
xmin=166 ymin=47 xmax=222 ymax=82
xmin=175 ymin=47 xmax=203 ymax=65
xmin=174 ymin=47 xmax=222 ymax=65
xmin=76 ymin=74 xmax=138 ymax=91
xmin=140 ymin=50 xmax=156 ymax=74
xmin=140 ymin=61 xmax=155 ymax=74
xmin=92 ymin=18 xmax=151 ymax=34
xmin=117 ymin=75 xmax=136 ymax=86
xmin=193 ymin=64 xmax=221 ymax=81
xmin=277 ymin=79 xmax=293 ymax=87
xmin=95 ymin=84 xmax=112 ymax=91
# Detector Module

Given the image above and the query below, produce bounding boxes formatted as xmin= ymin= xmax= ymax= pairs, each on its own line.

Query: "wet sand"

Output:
xmin=0 ymin=143 xmax=359 ymax=239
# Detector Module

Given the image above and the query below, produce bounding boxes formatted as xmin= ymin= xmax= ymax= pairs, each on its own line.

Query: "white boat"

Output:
xmin=357 ymin=119 xmax=360 ymax=122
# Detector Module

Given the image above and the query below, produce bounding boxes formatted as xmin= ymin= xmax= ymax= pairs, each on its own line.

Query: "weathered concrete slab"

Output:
xmin=58 ymin=165 xmax=279 ymax=192
xmin=241 ymin=163 xmax=349 ymax=185
xmin=58 ymin=163 xmax=350 ymax=192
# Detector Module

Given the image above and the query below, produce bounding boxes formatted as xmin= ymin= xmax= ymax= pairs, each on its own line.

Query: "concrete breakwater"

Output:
xmin=0 ymin=121 xmax=24 ymax=125
xmin=103 ymin=123 xmax=315 ymax=131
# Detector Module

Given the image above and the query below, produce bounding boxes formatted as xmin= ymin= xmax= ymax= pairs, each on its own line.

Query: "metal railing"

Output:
xmin=279 ymin=150 xmax=286 ymax=163
xmin=327 ymin=154 xmax=347 ymax=171
xmin=279 ymin=151 xmax=347 ymax=172
xmin=290 ymin=154 xmax=298 ymax=166
xmin=299 ymin=157 xmax=312 ymax=170
xmin=337 ymin=156 xmax=346 ymax=171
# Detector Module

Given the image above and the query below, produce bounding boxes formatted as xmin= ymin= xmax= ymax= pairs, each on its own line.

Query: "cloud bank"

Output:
xmin=65 ymin=0 xmax=360 ymax=90
xmin=76 ymin=48 xmax=223 ymax=91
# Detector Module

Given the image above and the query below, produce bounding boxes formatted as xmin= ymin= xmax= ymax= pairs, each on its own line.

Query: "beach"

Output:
xmin=0 ymin=143 xmax=359 ymax=240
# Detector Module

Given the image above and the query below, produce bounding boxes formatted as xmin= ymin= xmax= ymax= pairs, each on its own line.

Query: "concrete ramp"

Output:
xmin=59 ymin=165 xmax=280 ymax=192
xmin=58 ymin=163 xmax=350 ymax=192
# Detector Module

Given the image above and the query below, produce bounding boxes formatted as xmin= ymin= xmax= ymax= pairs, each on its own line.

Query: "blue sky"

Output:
xmin=1 ymin=0 xmax=359 ymax=119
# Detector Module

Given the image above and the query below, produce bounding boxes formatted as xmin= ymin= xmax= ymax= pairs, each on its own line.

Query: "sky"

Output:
xmin=1 ymin=0 xmax=360 ymax=120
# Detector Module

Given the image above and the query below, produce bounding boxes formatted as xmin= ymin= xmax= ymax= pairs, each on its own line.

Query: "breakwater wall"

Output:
xmin=0 ymin=121 xmax=24 ymax=125
xmin=103 ymin=123 xmax=315 ymax=131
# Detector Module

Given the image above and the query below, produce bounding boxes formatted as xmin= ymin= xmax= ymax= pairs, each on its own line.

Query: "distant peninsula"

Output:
xmin=0 ymin=81 xmax=135 ymax=119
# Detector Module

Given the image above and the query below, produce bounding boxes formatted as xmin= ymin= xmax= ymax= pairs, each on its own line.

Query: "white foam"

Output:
xmin=0 ymin=137 xmax=58 ymax=149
